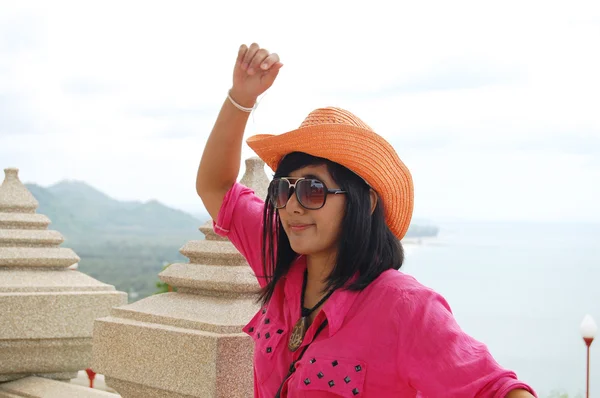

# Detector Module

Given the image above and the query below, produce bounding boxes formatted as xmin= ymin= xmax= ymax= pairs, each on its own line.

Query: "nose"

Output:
xmin=285 ymin=188 xmax=304 ymax=215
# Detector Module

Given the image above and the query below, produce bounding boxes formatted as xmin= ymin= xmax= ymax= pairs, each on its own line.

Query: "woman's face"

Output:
xmin=277 ymin=164 xmax=346 ymax=258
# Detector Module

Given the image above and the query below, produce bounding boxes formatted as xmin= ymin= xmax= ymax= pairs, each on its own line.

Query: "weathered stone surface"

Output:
xmin=0 ymin=268 xmax=120 ymax=293
xmin=0 ymin=169 xmax=38 ymax=214
xmin=0 ymin=372 xmax=76 ymax=384
xmin=159 ymin=262 xmax=258 ymax=294
xmin=0 ymin=338 xmax=90 ymax=377
xmin=108 ymin=292 xmax=259 ymax=334
xmin=0 ymin=213 xmax=51 ymax=230
xmin=240 ymin=157 xmax=270 ymax=201
xmin=0 ymin=376 xmax=119 ymax=397
xmin=0 ymin=229 xmax=64 ymax=247
xmin=95 ymin=316 xmax=233 ymax=397
xmin=0 ymin=290 xmax=127 ymax=340
xmin=0 ymin=247 xmax=80 ymax=267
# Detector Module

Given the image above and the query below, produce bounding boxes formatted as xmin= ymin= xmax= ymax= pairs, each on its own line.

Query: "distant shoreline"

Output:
xmin=401 ymin=236 xmax=437 ymax=245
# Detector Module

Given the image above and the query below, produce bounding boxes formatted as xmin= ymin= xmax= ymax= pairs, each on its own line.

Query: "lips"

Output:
xmin=289 ymin=223 xmax=313 ymax=231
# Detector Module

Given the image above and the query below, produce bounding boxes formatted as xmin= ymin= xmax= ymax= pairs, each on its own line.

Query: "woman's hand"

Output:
xmin=230 ymin=43 xmax=282 ymax=108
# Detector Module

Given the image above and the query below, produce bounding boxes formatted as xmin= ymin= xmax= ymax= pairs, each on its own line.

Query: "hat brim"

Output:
xmin=246 ymin=124 xmax=414 ymax=240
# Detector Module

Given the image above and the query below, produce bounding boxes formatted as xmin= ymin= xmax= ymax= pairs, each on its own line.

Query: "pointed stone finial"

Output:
xmin=0 ymin=168 xmax=39 ymax=213
xmin=0 ymin=168 xmax=80 ymax=268
xmin=239 ymin=156 xmax=270 ymax=201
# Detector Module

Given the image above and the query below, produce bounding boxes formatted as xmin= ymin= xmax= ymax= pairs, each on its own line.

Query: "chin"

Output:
xmin=288 ymin=238 xmax=320 ymax=256
xmin=289 ymin=243 xmax=314 ymax=255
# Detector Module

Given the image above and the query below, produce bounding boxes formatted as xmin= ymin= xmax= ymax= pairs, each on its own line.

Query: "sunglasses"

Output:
xmin=268 ymin=177 xmax=346 ymax=210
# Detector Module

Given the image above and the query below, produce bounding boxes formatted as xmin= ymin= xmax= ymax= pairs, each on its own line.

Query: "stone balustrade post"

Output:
xmin=0 ymin=167 xmax=126 ymax=397
xmin=92 ymin=157 xmax=270 ymax=397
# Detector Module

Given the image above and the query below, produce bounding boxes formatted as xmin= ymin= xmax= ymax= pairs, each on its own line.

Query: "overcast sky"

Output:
xmin=1 ymin=0 xmax=599 ymax=222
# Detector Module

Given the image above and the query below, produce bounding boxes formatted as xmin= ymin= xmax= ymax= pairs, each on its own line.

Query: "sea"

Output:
xmin=401 ymin=221 xmax=600 ymax=398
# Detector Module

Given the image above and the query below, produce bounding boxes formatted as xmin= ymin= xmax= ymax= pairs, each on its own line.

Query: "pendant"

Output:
xmin=288 ymin=316 xmax=307 ymax=352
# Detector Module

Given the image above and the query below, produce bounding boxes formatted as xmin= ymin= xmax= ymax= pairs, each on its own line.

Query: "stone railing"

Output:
xmin=0 ymin=157 xmax=270 ymax=397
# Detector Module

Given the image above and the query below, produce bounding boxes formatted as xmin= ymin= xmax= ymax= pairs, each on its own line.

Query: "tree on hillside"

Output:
xmin=546 ymin=389 xmax=584 ymax=398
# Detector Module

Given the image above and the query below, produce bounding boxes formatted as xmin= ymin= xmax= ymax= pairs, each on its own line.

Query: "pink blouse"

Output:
xmin=213 ymin=183 xmax=537 ymax=397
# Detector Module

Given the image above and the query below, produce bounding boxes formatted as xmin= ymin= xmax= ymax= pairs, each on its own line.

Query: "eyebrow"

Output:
xmin=284 ymin=173 xmax=330 ymax=183
xmin=302 ymin=174 xmax=322 ymax=180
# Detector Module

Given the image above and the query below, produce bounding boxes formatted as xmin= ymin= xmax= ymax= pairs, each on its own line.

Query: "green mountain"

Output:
xmin=26 ymin=181 xmax=205 ymax=245
xmin=25 ymin=180 xmax=206 ymax=301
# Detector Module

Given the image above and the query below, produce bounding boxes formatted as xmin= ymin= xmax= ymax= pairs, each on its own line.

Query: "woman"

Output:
xmin=196 ymin=43 xmax=537 ymax=397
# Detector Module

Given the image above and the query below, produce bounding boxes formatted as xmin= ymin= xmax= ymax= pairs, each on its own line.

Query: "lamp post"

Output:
xmin=580 ymin=314 xmax=597 ymax=398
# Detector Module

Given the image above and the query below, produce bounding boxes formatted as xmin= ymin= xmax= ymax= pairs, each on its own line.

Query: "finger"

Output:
xmin=259 ymin=53 xmax=280 ymax=71
xmin=268 ymin=62 xmax=284 ymax=75
xmin=264 ymin=62 xmax=283 ymax=83
xmin=248 ymin=49 xmax=270 ymax=75
xmin=236 ymin=44 xmax=248 ymax=67
xmin=242 ymin=43 xmax=260 ymax=71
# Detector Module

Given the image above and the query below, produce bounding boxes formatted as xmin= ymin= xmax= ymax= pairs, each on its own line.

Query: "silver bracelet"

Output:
xmin=227 ymin=90 xmax=255 ymax=113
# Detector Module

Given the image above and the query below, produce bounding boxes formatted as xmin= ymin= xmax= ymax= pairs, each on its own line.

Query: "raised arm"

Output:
xmin=196 ymin=43 xmax=282 ymax=220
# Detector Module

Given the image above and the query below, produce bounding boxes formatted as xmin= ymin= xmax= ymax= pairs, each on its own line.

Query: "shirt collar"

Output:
xmin=321 ymin=279 xmax=360 ymax=336
xmin=283 ymin=256 xmax=360 ymax=337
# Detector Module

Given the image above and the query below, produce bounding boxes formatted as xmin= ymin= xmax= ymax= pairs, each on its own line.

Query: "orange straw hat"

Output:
xmin=246 ymin=107 xmax=414 ymax=240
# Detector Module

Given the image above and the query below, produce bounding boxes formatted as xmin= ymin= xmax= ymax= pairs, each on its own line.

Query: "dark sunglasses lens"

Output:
xmin=270 ymin=179 xmax=290 ymax=208
xmin=297 ymin=179 xmax=326 ymax=209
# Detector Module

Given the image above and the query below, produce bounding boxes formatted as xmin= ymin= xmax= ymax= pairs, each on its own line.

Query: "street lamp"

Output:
xmin=580 ymin=314 xmax=597 ymax=398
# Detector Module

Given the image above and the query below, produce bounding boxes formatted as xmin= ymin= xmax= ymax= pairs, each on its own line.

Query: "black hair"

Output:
xmin=259 ymin=152 xmax=404 ymax=305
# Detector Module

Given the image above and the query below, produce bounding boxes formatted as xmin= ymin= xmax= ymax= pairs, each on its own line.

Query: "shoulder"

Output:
xmin=366 ymin=270 xmax=452 ymax=318
xmin=367 ymin=269 xmax=437 ymax=298
xmin=215 ymin=182 xmax=265 ymax=229
xmin=225 ymin=182 xmax=264 ymax=204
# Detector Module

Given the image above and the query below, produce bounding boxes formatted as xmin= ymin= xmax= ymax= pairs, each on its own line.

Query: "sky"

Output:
xmin=1 ymin=0 xmax=599 ymax=223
